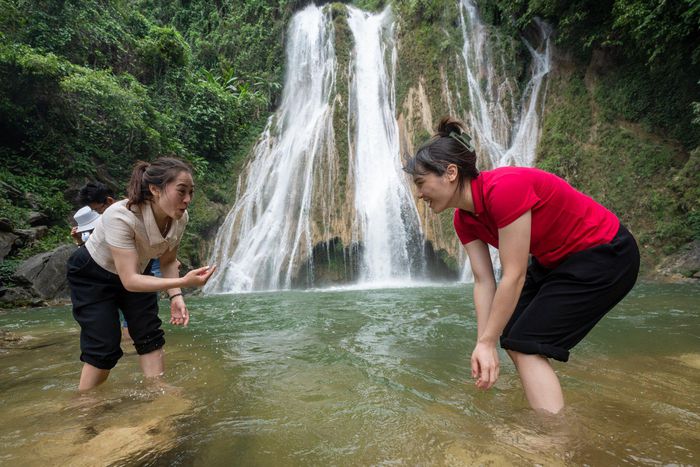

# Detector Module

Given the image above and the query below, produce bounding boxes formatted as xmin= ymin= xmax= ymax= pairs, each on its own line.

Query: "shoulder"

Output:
xmin=103 ymin=199 xmax=130 ymax=218
xmin=102 ymin=200 xmax=137 ymax=227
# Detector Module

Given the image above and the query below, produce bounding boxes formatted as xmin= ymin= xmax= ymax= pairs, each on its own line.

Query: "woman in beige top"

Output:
xmin=67 ymin=157 xmax=216 ymax=391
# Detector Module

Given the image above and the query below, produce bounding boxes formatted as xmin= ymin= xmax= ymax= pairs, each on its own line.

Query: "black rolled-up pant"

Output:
xmin=500 ymin=224 xmax=640 ymax=362
xmin=66 ymin=246 xmax=164 ymax=370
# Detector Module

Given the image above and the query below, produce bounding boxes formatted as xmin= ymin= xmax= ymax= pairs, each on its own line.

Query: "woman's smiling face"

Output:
xmin=412 ymin=164 xmax=458 ymax=214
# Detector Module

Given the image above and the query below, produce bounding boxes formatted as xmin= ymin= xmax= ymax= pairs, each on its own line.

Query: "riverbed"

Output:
xmin=1 ymin=282 xmax=698 ymax=465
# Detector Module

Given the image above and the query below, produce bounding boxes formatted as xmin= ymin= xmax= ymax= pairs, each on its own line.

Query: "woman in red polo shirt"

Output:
xmin=404 ymin=117 xmax=640 ymax=413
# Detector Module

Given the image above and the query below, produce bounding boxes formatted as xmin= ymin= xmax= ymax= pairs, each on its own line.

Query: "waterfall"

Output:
xmin=205 ymin=5 xmax=337 ymax=293
xmin=456 ymin=0 xmax=552 ymax=280
xmin=206 ymin=5 xmax=425 ymax=293
xmin=347 ymin=6 xmax=424 ymax=285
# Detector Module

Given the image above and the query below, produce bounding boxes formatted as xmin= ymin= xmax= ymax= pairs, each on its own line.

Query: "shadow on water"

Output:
xmin=0 ymin=281 xmax=698 ymax=465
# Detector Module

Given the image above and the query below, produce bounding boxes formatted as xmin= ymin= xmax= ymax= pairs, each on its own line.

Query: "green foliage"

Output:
xmin=538 ymin=69 xmax=698 ymax=268
xmin=0 ymin=259 xmax=21 ymax=287
xmin=593 ymin=59 xmax=699 ymax=149
xmin=0 ymin=0 xmax=289 ymax=266
xmin=137 ymin=25 xmax=191 ymax=81
xmin=352 ymin=0 xmax=386 ymax=12
xmin=16 ymin=226 xmax=70 ymax=260
xmin=0 ymin=170 xmax=70 ymax=223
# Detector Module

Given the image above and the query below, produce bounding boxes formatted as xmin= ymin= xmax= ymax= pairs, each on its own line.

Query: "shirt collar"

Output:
xmin=141 ymin=202 xmax=178 ymax=248
xmin=470 ymin=174 xmax=485 ymax=217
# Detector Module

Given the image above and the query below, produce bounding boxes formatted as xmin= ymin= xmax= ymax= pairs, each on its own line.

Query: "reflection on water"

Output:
xmin=0 ymin=282 xmax=698 ymax=465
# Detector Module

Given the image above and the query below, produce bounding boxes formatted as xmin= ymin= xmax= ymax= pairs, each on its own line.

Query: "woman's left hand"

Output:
xmin=170 ymin=295 xmax=189 ymax=326
xmin=471 ymin=340 xmax=500 ymax=390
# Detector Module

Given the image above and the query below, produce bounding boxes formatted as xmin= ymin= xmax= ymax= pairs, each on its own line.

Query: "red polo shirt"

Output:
xmin=453 ymin=167 xmax=620 ymax=268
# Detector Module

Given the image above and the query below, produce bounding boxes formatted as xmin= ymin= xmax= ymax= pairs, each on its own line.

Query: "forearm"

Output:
xmin=121 ymin=273 xmax=186 ymax=293
xmin=473 ymin=278 xmax=496 ymax=339
xmin=159 ymin=259 xmax=182 ymax=297
xmin=479 ymin=273 xmax=526 ymax=344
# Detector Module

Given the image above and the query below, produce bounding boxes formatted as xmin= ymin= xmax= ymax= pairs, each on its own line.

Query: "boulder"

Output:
xmin=13 ymin=244 xmax=77 ymax=299
xmin=0 ymin=218 xmax=13 ymax=232
xmin=15 ymin=229 xmax=38 ymax=242
xmin=0 ymin=286 xmax=44 ymax=308
xmin=30 ymin=225 xmax=49 ymax=240
xmin=28 ymin=211 xmax=49 ymax=227
xmin=0 ymin=231 xmax=19 ymax=260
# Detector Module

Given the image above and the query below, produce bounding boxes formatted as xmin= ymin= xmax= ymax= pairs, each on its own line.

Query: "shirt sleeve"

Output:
xmin=453 ymin=209 xmax=478 ymax=245
xmin=103 ymin=207 xmax=136 ymax=250
xmin=485 ymin=173 xmax=540 ymax=229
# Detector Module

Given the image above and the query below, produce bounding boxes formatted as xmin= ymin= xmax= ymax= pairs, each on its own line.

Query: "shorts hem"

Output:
xmin=500 ymin=337 xmax=570 ymax=362
xmin=135 ymin=338 xmax=165 ymax=356
xmin=80 ymin=353 xmax=120 ymax=370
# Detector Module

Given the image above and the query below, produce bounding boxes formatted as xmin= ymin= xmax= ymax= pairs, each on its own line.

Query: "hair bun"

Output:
xmin=436 ymin=116 xmax=467 ymax=137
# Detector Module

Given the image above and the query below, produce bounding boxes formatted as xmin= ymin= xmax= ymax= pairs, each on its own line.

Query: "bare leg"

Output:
xmin=79 ymin=363 xmax=110 ymax=391
xmin=507 ymin=350 xmax=564 ymax=414
xmin=121 ymin=326 xmax=132 ymax=343
xmin=139 ymin=348 xmax=165 ymax=378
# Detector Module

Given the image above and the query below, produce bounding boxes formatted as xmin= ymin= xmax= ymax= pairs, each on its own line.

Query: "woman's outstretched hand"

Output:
xmin=170 ymin=295 xmax=189 ymax=326
xmin=471 ymin=340 xmax=500 ymax=390
xmin=182 ymin=265 xmax=217 ymax=288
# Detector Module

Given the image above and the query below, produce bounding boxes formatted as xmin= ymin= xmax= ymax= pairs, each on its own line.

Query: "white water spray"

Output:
xmin=456 ymin=0 xmax=552 ymax=280
xmin=347 ymin=6 xmax=424 ymax=285
xmin=205 ymin=5 xmax=337 ymax=293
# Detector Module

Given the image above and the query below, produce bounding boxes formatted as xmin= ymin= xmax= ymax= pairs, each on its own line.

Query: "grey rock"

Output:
xmin=28 ymin=211 xmax=49 ymax=227
xmin=14 ymin=229 xmax=38 ymax=242
xmin=0 ymin=218 xmax=13 ymax=232
xmin=0 ymin=231 xmax=19 ymax=260
xmin=656 ymin=240 xmax=700 ymax=279
xmin=0 ymin=286 xmax=43 ymax=308
xmin=13 ymin=244 xmax=77 ymax=299
xmin=30 ymin=226 xmax=49 ymax=240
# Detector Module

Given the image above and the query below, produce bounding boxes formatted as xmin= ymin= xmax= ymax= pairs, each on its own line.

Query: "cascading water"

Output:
xmin=205 ymin=5 xmax=338 ymax=293
xmin=206 ymin=5 xmax=425 ymax=293
xmin=347 ymin=6 xmax=425 ymax=285
xmin=455 ymin=0 xmax=552 ymax=280
xmin=458 ymin=0 xmax=552 ymax=168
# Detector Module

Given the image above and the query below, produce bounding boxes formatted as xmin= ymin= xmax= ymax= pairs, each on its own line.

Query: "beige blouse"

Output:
xmin=85 ymin=199 xmax=188 ymax=274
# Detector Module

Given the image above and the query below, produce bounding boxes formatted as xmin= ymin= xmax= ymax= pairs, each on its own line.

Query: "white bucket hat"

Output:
xmin=74 ymin=206 xmax=101 ymax=233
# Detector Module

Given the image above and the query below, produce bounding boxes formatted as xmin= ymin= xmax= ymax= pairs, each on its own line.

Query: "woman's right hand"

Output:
xmin=70 ymin=226 xmax=83 ymax=245
xmin=181 ymin=265 xmax=217 ymax=288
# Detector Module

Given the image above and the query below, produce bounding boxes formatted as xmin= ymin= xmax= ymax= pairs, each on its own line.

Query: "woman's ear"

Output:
xmin=445 ymin=164 xmax=459 ymax=182
xmin=148 ymin=184 xmax=161 ymax=199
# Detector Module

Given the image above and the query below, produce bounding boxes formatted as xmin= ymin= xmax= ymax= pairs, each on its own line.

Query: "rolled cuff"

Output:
xmin=500 ymin=336 xmax=570 ymax=362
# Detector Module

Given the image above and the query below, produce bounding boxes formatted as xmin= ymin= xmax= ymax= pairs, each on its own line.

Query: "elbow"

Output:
xmin=501 ymin=270 xmax=526 ymax=289
xmin=120 ymin=275 xmax=140 ymax=293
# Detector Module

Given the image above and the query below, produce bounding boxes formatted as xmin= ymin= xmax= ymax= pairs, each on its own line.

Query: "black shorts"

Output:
xmin=500 ymin=224 xmax=640 ymax=362
xmin=66 ymin=246 xmax=164 ymax=370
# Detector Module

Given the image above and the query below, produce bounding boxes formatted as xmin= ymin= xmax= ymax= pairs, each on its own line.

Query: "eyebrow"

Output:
xmin=176 ymin=183 xmax=194 ymax=188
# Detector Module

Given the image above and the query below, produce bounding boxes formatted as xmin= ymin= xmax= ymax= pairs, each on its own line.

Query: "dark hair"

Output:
xmin=403 ymin=116 xmax=479 ymax=190
xmin=78 ymin=181 xmax=115 ymax=205
xmin=126 ymin=157 xmax=193 ymax=209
